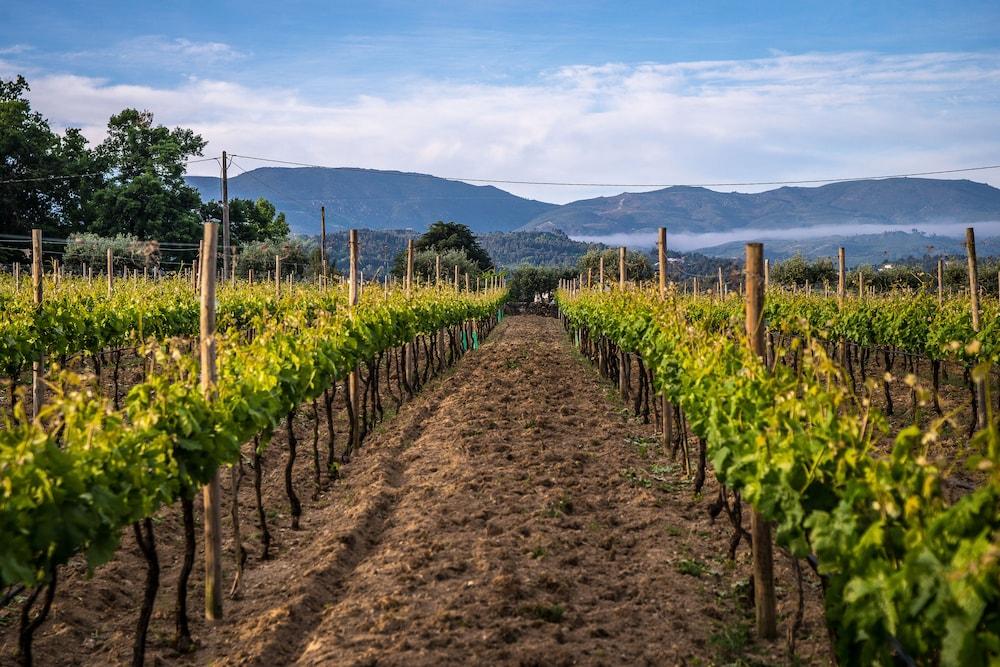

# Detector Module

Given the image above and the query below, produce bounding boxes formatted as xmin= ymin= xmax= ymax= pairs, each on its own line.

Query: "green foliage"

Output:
xmin=236 ymin=236 xmax=320 ymax=279
xmin=90 ymin=109 xmax=206 ymax=243
xmin=770 ymin=254 xmax=837 ymax=286
xmin=479 ymin=230 xmax=608 ymax=268
xmin=0 ymin=76 xmax=104 ymax=242
xmin=0 ymin=278 xmax=508 ymax=589
xmin=557 ymin=286 xmax=1000 ymax=664
xmin=63 ymin=233 xmax=161 ymax=271
xmin=576 ymin=248 xmax=653 ymax=283
xmin=507 ymin=264 xmax=575 ymax=302
xmin=392 ymin=221 xmax=492 ymax=276
xmin=200 ymin=197 xmax=289 ymax=245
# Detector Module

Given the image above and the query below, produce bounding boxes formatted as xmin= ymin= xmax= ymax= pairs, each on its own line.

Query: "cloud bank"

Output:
xmin=3 ymin=49 xmax=998 ymax=204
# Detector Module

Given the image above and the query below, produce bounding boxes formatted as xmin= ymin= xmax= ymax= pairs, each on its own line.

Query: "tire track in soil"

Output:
xmin=240 ymin=315 xmax=829 ymax=666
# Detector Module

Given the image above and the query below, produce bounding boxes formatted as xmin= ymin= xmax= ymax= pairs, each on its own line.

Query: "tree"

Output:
xmin=90 ymin=109 xmax=206 ymax=243
xmin=0 ymin=75 xmax=104 ymax=242
xmin=236 ymin=236 xmax=320 ymax=279
xmin=576 ymin=249 xmax=653 ymax=284
xmin=200 ymin=197 xmax=289 ymax=245
xmin=508 ymin=265 xmax=575 ymax=302
xmin=392 ymin=221 xmax=492 ymax=276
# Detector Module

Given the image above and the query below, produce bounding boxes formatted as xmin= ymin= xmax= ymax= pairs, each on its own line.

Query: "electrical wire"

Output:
xmin=230 ymin=153 xmax=1000 ymax=189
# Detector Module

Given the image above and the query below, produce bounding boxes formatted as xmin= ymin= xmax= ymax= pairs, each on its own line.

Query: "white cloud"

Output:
xmin=9 ymin=50 xmax=1000 ymax=203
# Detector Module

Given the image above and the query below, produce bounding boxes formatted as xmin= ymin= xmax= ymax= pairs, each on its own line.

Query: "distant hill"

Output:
xmin=698 ymin=230 xmax=1000 ymax=266
xmin=187 ymin=167 xmax=556 ymax=234
xmin=479 ymin=230 xmax=609 ymax=268
xmin=519 ymin=178 xmax=1000 ymax=236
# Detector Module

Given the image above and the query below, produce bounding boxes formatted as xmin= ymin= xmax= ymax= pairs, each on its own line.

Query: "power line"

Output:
xmin=0 ymin=156 xmax=220 ymax=185
xmin=230 ymin=153 xmax=1000 ymax=189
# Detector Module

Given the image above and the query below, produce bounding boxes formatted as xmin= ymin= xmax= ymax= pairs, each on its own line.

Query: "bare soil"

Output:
xmin=2 ymin=315 xmax=831 ymax=666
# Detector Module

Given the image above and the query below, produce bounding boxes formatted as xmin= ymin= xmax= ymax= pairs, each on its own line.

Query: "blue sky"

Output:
xmin=2 ymin=1 xmax=999 ymax=203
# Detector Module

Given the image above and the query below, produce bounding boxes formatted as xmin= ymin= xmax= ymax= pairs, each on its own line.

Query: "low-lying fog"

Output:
xmin=571 ymin=221 xmax=1000 ymax=252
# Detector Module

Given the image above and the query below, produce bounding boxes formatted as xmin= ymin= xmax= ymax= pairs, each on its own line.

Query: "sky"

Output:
xmin=2 ymin=1 xmax=999 ymax=204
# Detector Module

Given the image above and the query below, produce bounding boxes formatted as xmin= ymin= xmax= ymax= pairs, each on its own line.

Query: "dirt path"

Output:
xmin=2 ymin=315 xmax=830 ymax=666
xmin=213 ymin=315 xmax=828 ymax=666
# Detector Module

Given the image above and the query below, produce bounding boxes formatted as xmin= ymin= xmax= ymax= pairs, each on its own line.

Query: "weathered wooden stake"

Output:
xmin=966 ymin=227 xmax=987 ymax=429
xmin=657 ymin=228 xmax=672 ymax=452
xmin=31 ymin=230 xmax=44 ymax=418
xmin=320 ymin=206 xmax=328 ymax=285
xmin=199 ymin=222 xmax=223 ymax=621
xmin=599 ymin=255 xmax=605 ymax=289
xmin=618 ymin=247 xmax=626 ymax=290
xmin=106 ymin=248 xmax=114 ymax=298
xmin=349 ymin=230 xmax=361 ymax=453
xmin=746 ymin=242 xmax=777 ymax=640
xmin=275 ymin=255 xmax=281 ymax=298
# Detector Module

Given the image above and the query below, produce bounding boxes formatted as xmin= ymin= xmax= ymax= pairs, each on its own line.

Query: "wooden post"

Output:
xmin=320 ymin=206 xmax=328 ymax=285
xmin=587 ymin=267 xmax=593 ymax=288
xmin=435 ymin=254 xmax=441 ymax=285
xmin=31 ymin=230 xmax=44 ymax=419
xmin=465 ymin=273 xmax=470 ymax=292
xmin=618 ymin=246 xmax=626 ymax=290
xmin=221 ymin=151 xmax=230 ymax=282
xmin=717 ymin=266 xmax=723 ymax=297
xmin=966 ymin=227 xmax=987 ymax=430
xmin=858 ymin=270 xmax=864 ymax=298
xmin=349 ymin=230 xmax=361 ymax=453
xmin=656 ymin=228 xmax=667 ymax=298
xmin=14 ymin=262 xmax=19 ymax=291
xmin=837 ymin=248 xmax=846 ymax=307
xmin=618 ymin=246 xmax=627 ymax=397
xmin=248 ymin=268 xmax=254 ymax=286
xmin=275 ymin=255 xmax=281 ymax=298
xmin=657 ymin=227 xmax=672 ymax=452
xmin=454 ymin=264 xmax=459 ymax=290
xmin=599 ymin=255 xmax=605 ymax=289
xmin=745 ymin=242 xmax=777 ymax=640
xmin=106 ymin=248 xmax=114 ymax=298
xmin=693 ymin=276 xmax=698 ymax=295
xmin=763 ymin=258 xmax=769 ymax=289
xmin=404 ymin=240 xmax=416 ymax=387
xmin=199 ymin=221 xmax=223 ymax=621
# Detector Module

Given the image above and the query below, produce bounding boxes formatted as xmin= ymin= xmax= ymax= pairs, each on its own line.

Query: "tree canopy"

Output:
xmin=200 ymin=197 xmax=289 ymax=245
xmin=89 ymin=109 xmax=207 ymax=243
xmin=392 ymin=221 xmax=493 ymax=277
xmin=0 ymin=76 xmax=105 ymax=239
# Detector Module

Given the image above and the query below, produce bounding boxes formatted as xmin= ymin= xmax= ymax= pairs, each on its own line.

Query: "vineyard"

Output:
xmin=1 ymin=228 xmax=999 ymax=666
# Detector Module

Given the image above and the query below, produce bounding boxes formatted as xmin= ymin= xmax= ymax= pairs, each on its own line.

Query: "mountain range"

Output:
xmin=517 ymin=178 xmax=1000 ymax=235
xmin=187 ymin=167 xmax=556 ymax=234
xmin=187 ymin=168 xmax=1000 ymax=257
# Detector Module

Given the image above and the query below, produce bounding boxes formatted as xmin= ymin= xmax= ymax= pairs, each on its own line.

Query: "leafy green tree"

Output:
xmin=771 ymin=254 xmax=838 ymax=287
xmin=0 ymin=75 xmax=104 ymax=240
xmin=200 ymin=197 xmax=289 ymax=245
xmin=576 ymin=249 xmax=653 ymax=283
xmin=392 ymin=221 xmax=492 ymax=276
xmin=63 ymin=233 xmax=160 ymax=272
xmin=90 ymin=109 xmax=206 ymax=243
xmin=508 ymin=265 xmax=575 ymax=301
xmin=236 ymin=236 xmax=320 ymax=279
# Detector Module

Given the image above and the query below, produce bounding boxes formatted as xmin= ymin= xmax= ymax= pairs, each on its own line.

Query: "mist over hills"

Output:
xmin=518 ymin=178 xmax=1000 ymax=236
xmin=187 ymin=168 xmax=1000 ymax=260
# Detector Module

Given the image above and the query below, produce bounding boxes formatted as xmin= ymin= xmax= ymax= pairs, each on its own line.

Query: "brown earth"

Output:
xmin=2 ymin=315 xmax=831 ymax=666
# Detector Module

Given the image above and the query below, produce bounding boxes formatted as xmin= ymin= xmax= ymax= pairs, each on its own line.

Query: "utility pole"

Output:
xmin=221 ymin=151 xmax=230 ymax=282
